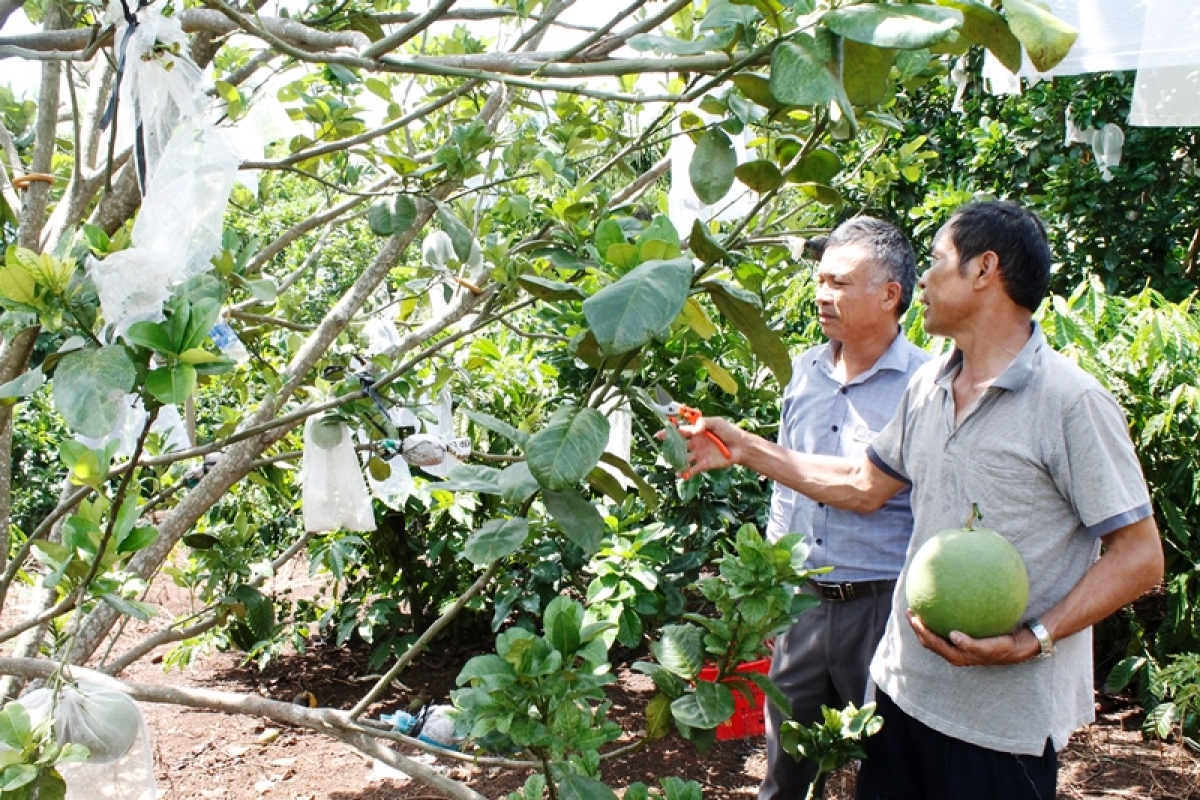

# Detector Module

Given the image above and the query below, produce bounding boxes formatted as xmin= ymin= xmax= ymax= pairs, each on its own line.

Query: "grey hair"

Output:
xmin=825 ymin=216 xmax=918 ymax=314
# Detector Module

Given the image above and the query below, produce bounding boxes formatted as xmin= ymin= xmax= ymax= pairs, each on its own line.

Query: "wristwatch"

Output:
xmin=1025 ymin=617 xmax=1055 ymax=659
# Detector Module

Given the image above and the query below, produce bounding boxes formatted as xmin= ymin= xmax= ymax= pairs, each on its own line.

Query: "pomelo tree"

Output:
xmin=0 ymin=0 xmax=1078 ymax=796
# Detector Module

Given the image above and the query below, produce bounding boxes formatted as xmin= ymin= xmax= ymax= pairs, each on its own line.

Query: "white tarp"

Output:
xmin=986 ymin=0 xmax=1200 ymax=127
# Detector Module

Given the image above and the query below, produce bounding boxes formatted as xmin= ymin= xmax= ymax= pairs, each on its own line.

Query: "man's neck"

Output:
xmin=953 ymin=314 xmax=1033 ymax=388
xmin=832 ymin=326 xmax=899 ymax=383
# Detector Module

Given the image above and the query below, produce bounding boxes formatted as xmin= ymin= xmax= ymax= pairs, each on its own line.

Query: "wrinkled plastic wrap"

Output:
xmin=76 ymin=395 xmax=191 ymax=458
xmin=366 ymin=452 xmax=413 ymax=510
xmin=301 ymin=417 xmax=376 ymax=532
xmin=20 ymin=679 xmax=156 ymax=800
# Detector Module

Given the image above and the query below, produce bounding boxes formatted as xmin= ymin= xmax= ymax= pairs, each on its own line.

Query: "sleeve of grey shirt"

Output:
xmin=1048 ymin=387 xmax=1153 ymax=537
xmin=866 ymin=379 xmax=916 ymax=484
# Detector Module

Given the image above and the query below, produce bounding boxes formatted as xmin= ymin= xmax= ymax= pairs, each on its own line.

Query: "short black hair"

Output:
xmin=825 ymin=216 xmax=918 ymax=314
xmin=947 ymin=201 xmax=1052 ymax=312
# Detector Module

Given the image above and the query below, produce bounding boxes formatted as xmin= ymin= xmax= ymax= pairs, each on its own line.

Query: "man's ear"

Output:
xmin=974 ymin=251 xmax=1001 ymax=286
xmin=882 ymin=281 xmax=902 ymax=312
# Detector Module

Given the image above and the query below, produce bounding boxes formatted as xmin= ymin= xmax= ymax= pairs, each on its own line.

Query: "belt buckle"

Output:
xmin=816 ymin=581 xmax=854 ymax=601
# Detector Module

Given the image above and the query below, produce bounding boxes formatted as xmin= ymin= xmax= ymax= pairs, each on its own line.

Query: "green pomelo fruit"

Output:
xmin=905 ymin=526 xmax=1029 ymax=638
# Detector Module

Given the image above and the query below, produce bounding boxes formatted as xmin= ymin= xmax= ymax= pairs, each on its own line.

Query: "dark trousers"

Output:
xmin=856 ymin=690 xmax=1057 ymax=800
xmin=758 ymin=585 xmax=894 ymax=800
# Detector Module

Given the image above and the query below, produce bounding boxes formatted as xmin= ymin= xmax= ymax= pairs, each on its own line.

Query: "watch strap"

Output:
xmin=1025 ymin=617 xmax=1054 ymax=658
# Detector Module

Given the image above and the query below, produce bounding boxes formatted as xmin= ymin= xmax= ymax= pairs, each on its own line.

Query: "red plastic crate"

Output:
xmin=697 ymin=657 xmax=772 ymax=741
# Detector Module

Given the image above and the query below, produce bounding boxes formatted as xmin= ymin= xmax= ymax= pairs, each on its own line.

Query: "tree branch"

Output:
xmin=360 ymin=0 xmax=455 ymax=61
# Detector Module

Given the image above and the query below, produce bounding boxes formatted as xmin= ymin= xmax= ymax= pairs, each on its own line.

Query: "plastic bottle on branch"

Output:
xmin=208 ymin=320 xmax=250 ymax=364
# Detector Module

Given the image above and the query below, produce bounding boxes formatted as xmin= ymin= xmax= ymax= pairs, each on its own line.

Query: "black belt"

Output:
xmin=807 ymin=579 xmax=896 ymax=602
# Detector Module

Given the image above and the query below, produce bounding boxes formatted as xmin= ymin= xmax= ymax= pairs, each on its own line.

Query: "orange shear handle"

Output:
xmin=676 ymin=405 xmax=732 ymax=460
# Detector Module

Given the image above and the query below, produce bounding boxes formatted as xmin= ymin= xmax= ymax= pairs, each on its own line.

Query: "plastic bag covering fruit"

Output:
xmin=21 ymin=680 xmax=141 ymax=763
xmin=905 ymin=525 xmax=1030 ymax=639
xmin=300 ymin=416 xmax=376 ymax=532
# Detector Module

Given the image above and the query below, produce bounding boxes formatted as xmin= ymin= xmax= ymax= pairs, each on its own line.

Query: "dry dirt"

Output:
xmin=20 ymin=562 xmax=1200 ymax=800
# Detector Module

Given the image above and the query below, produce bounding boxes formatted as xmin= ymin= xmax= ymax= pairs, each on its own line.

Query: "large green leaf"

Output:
xmin=842 ymin=41 xmax=897 ymax=106
xmin=1000 ymin=0 xmax=1078 ymax=72
xmin=559 ymin=775 xmax=619 ymax=800
xmin=734 ymin=160 xmax=785 ymax=193
xmin=582 ymin=258 xmax=693 ymax=356
xmin=462 ymin=517 xmax=530 ymax=566
xmin=732 ymin=73 xmax=784 ymax=112
xmin=786 ymin=147 xmax=842 ymax=184
xmin=0 ymin=367 xmax=44 ymax=403
xmin=544 ymin=595 xmax=584 ymax=656
xmin=824 ymin=4 xmax=963 ymax=49
xmin=145 ymin=363 xmax=198 ymax=405
xmin=367 ymin=194 xmax=417 ymax=236
xmin=525 ymin=406 xmax=610 ymax=491
xmin=688 ymin=220 xmax=730 ymax=266
xmin=769 ymin=37 xmax=842 ymax=107
xmin=703 ymin=281 xmax=793 ymax=387
xmin=438 ymin=464 xmax=504 ymax=494
xmin=518 ymin=275 xmax=586 ymax=302
xmin=125 ymin=320 xmax=177 ymax=354
xmin=463 ymin=408 xmax=530 ymax=447
xmin=652 ymin=624 xmax=705 ymax=681
xmin=543 ymin=489 xmax=606 ymax=555
xmin=498 ymin=462 xmax=541 ymax=505
xmin=438 ymin=205 xmax=476 ymax=261
xmin=670 ymin=681 xmax=735 ymax=729
xmin=689 ymin=128 xmax=737 ymax=205
xmin=935 ymin=0 xmax=1022 ymax=72
xmin=52 ymin=346 xmax=137 ymax=437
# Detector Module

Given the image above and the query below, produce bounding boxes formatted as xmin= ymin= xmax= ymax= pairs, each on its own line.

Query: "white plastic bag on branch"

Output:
xmin=366 ymin=452 xmax=413 ymax=510
xmin=301 ymin=416 xmax=376 ymax=532
xmin=105 ymin=1 xmax=206 ymax=190
xmin=20 ymin=679 xmax=156 ymax=799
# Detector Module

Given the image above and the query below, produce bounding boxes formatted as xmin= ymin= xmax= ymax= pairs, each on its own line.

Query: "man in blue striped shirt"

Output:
xmin=759 ymin=217 xmax=929 ymax=800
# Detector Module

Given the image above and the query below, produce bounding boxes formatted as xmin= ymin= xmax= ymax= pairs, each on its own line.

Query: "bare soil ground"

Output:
xmin=13 ymin=562 xmax=1200 ymax=800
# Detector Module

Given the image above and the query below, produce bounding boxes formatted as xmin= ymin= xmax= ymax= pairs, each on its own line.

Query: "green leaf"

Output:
xmin=798 ymin=182 xmax=845 ymax=208
xmin=559 ymin=775 xmax=619 ymax=800
xmin=0 ymin=703 xmax=31 ymax=748
xmin=786 ymin=147 xmax=842 ymax=184
xmin=689 ymin=128 xmax=737 ymax=205
xmin=823 ymin=3 xmax=963 ymax=49
xmin=116 ymin=524 xmax=157 ymax=555
xmin=0 ymin=763 xmax=37 ymax=792
xmin=745 ymin=671 xmax=792 ymax=717
xmin=734 ymin=160 xmax=785 ymax=193
xmin=525 ymin=406 xmax=610 ymax=491
xmin=732 ymin=73 xmax=784 ymax=111
xmin=367 ymin=194 xmax=418 ymax=236
xmin=463 ymin=408 xmax=530 ymax=447
xmin=646 ymin=693 xmax=673 ymax=740
xmin=935 ymin=0 xmax=1022 ymax=72
xmin=457 ymin=653 xmax=514 ymax=686
xmin=653 ymin=624 xmax=705 ymax=680
xmin=52 ymin=346 xmax=137 ymax=438
xmin=1000 ymin=0 xmax=1078 ymax=72
xmin=125 ymin=321 xmax=177 ymax=354
xmin=438 ymin=206 xmax=476 ymax=262
xmin=671 ymin=681 xmax=736 ymax=729
xmin=543 ymin=489 xmax=606 ymax=555
xmin=544 ymin=596 xmax=584 ymax=656
xmin=583 ymin=258 xmax=693 ymax=355
xmin=1105 ymin=656 xmax=1146 ymax=694
xmin=0 ymin=367 xmax=44 ymax=403
xmin=842 ymin=41 xmax=897 ymax=106
xmin=462 ymin=517 xmax=530 ymax=566
xmin=32 ymin=772 xmax=67 ymax=800
xmin=662 ymin=426 xmax=688 ymax=472
xmin=145 ymin=363 xmax=198 ymax=405
xmin=703 ymin=281 xmax=793 ymax=387
xmin=595 ymin=219 xmax=626 ymax=255
xmin=439 ymin=464 xmax=504 ymax=494
xmin=183 ymin=532 xmax=220 ymax=549
xmin=246 ymin=278 xmax=278 ymax=305
xmin=229 ymin=584 xmax=275 ymax=642
xmin=498 ymin=462 xmax=540 ymax=505
xmin=688 ymin=220 xmax=730 ymax=266
xmin=102 ymin=592 xmax=151 ymax=621
xmin=518 ymin=275 xmax=586 ymax=302
xmin=606 ymin=242 xmax=640 ymax=270
xmin=770 ymin=37 xmax=842 ymax=107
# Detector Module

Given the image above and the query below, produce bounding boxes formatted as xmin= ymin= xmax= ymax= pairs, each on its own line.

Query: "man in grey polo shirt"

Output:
xmin=759 ymin=217 xmax=928 ymax=800
xmin=682 ymin=200 xmax=1163 ymax=799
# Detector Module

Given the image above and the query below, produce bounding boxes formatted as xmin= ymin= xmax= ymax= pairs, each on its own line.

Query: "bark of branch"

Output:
xmin=0 ymin=0 xmax=25 ymax=30
xmin=15 ymin=1 xmax=64 ymax=252
xmin=360 ymin=0 xmax=455 ymax=60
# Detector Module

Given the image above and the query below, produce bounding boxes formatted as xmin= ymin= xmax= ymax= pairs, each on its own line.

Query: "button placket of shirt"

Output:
xmin=946 ymin=386 xmax=1004 ymax=442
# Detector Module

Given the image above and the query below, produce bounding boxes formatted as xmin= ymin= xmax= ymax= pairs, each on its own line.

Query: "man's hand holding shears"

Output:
xmin=650 ymin=387 xmax=741 ymax=478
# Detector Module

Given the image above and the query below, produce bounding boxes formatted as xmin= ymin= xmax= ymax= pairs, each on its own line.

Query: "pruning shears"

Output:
xmin=651 ymin=386 xmax=732 ymax=460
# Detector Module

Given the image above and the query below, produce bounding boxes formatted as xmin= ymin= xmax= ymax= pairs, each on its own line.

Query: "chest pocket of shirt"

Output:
xmin=960 ymin=461 xmax=1035 ymax=544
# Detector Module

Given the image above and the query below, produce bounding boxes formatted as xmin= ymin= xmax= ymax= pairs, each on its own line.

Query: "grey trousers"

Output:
xmin=759 ymin=585 xmax=895 ymax=800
